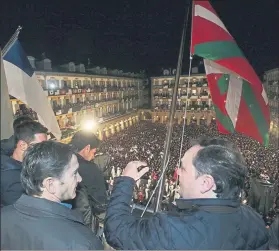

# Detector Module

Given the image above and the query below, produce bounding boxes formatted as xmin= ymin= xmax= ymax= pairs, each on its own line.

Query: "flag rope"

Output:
xmin=176 ymin=54 xmax=193 ymax=188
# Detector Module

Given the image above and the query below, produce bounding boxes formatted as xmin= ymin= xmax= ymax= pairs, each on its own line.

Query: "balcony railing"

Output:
xmin=44 ymin=85 xmax=139 ymax=97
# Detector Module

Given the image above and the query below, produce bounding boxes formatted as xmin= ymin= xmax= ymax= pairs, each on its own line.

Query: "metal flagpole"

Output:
xmin=154 ymin=0 xmax=192 ymax=213
xmin=2 ymin=26 xmax=22 ymax=57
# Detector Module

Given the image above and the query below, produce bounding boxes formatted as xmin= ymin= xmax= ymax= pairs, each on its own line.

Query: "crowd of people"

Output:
xmin=100 ymin=120 xmax=279 ymax=221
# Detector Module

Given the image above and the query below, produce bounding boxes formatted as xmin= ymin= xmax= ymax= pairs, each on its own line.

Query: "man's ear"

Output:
xmin=85 ymin=144 xmax=91 ymax=152
xmin=17 ymin=140 xmax=28 ymax=152
xmin=83 ymin=144 xmax=91 ymax=152
xmin=42 ymin=177 xmax=56 ymax=194
xmin=200 ymin=174 xmax=216 ymax=194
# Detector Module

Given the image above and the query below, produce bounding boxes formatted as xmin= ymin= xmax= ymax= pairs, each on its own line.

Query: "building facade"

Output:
xmin=10 ymin=57 xmax=148 ymax=141
xmin=263 ymin=68 xmax=279 ymax=146
xmin=150 ymin=74 xmax=215 ymax=125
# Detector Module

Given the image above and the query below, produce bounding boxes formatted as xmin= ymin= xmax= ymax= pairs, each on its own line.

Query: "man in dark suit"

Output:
xmin=70 ymin=130 xmax=107 ymax=233
xmin=0 ymin=115 xmax=33 ymax=156
xmin=104 ymin=137 xmax=269 ymax=250
xmin=1 ymin=141 xmax=103 ymax=250
xmin=1 ymin=121 xmax=48 ymax=206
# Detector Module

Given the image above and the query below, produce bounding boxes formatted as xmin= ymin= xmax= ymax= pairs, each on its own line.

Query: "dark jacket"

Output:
xmin=1 ymin=194 xmax=103 ymax=250
xmin=1 ymin=154 xmax=24 ymax=207
xmin=269 ymin=215 xmax=279 ymax=250
xmin=104 ymin=176 xmax=269 ymax=250
xmin=0 ymin=135 xmax=15 ymax=156
xmin=71 ymin=155 xmax=107 ymax=227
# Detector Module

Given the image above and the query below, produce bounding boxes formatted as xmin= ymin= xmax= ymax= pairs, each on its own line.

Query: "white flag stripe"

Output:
xmin=205 ymin=60 xmax=269 ymax=107
xmin=1 ymin=51 xmax=14 ymax=139
xmin=3 ymin=60 xmax=61 ymax=139
xmin=225 ymin=76 xmax=243 ymax=128
xmin=204 ymin=59 xmax=238 ymax=76
xmin=261 ymin=88 xmax=269 ymax=105
xmin=204 ymin=59 xmax=242 ymax=129
xmin=195 ymin=5 xmax=231 ymax=35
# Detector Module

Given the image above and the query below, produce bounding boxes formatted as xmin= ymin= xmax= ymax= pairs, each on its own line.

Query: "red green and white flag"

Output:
xmin=191 ymin=0 xmax=270 ymax=146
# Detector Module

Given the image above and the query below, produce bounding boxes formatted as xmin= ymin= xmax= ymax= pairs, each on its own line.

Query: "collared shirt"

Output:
xmin=60 ymin=202 xmax=73 ymax=209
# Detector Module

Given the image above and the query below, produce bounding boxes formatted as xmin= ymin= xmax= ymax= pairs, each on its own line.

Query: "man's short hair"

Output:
xmin=193 ymin=144 xmax=248 ymax=200
xmin=70 ymin=130 xmax=100 ymax=152
xmin=13 ymin=115 xmax=33 ymax=130
xmin=14 ymin=121 xmax=48 ymax=145
xmin=21 ymin=141 xmax=75 ymax=196
xmin=192 ymin=136 xmax=240 ymax=152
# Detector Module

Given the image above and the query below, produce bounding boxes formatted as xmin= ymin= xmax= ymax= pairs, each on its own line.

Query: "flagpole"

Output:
xmin=2 ymin=26 xmax=22 ymax=57
xmin=154 ymin=0 xmax=192 ymax=213
xmin=174 ymin=0 xmax=196 ymax=189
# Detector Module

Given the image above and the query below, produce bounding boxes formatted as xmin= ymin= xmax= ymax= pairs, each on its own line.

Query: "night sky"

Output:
xmin=0 ymin=0 xmax=278 ymax=76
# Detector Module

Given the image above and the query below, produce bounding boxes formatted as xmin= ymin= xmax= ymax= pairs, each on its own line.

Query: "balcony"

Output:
xmin=153 ymin=103 xmax=211 ymax=112
xmin=44 ymin=84 xmax=139 ymax=97
xmin=42 ymin=96 xmax=120 ymax=117
xmin=153 ymin=93 xmax=172 ymax=99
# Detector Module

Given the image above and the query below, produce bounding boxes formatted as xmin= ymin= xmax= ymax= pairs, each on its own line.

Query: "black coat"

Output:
xmin=269 ymin=215 xmax=279 ymax=250
xmin=1 ymin=194 xmax=103 ymax=250
xmin=0 ymin=135 xmax=15 ymax=156
xmin=1 ymin=154 xmax=24 ymax=207
xmin=70 ymin=155 xmax=107 ymax=227
xmin=104 ymin=176 xmax=269 ymax=250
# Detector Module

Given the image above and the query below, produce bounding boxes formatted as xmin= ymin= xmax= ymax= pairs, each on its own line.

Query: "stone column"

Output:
xmin=73 ymin=113 xmax=77 ymax=125
xmin=178 ymin=117 xmax=182 ymax=125
xmin=197 ymin=116 xmax=200 ymax=126
xmin=110 ymin=126 xmax=115 ymax=135
xmin=100 ymin=107 xmax=103 ymax=117
xmin=187 ymin=116 xmax=191 ymax=125
xmin=207 ymin=116 xmax=212 ymax=126
xmin=105 ymin=128 xmax=110 ymax=138
xmin=98 ymin=130 xmax=103 ymax=140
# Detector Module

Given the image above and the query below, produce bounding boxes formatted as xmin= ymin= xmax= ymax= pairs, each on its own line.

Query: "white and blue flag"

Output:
xmin=1 ymin=49 xmax=14 ymax=139
xmin=3 ymin=40 xmax=61 ymax=139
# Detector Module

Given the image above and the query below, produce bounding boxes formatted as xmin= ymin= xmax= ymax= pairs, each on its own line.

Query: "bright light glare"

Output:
xmin=82 ymin=120 xmax=96 ymax=131
xmin=49 ymin=83 xmax=55 ymax=89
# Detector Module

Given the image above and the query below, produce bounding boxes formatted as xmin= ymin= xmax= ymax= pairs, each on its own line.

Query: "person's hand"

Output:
xmin=122 ymin=161 xmax=149 ymax=181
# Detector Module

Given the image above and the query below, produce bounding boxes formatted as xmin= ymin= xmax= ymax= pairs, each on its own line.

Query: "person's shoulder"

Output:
xmin=1 ymin=204 xmax=15 ymax=213
xmin=1 ymin=156 xmax=21 ymax=170
xmin=240 ymin=204 xmax=267 ymax=226
xmin=65 ymin=221 xmax=103 ymax=248
xmin=76 ymin=155 xmax=92 ymax=168
xmin=156 ymin=210 xmax=182 ymax=226
xmin=240 ymin=204 xmax=262 ymax=217
xmin=0 ymin=136 xmax=15 ymax=156
xmin=91 ymin=161 xmax=102 ymax=171
xmin=1 ymin=205 xmax=18 ymax=221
